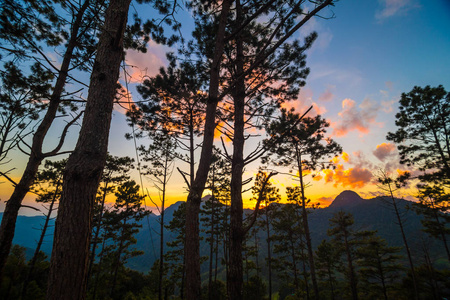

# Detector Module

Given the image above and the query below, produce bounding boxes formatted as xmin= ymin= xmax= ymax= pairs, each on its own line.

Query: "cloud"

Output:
xmin=375 ymin=0 xmax=417 ymax=20
xmin=124 ymin=41 xmax=169 ymax=83
xmin=333 ymin=98 xmax=381 ymax=137
xmin=315 ymin=196 xmax=334 ymax=207
xmin=373 ymin=142 xmax=397 ymax=161
xmin=322 ymin=164 xmax=373 ymax=189
xmin=114 ymin=84 xmax=134 ymax=115
xmin=342 ymin=152 xmax=350 ymax=162
xmin=318 ymin=86 xmax=335 ymax=102
xmin=299 ymin=17 xmax=333 ymax=52
xmin=381 ymin=99 xmax=396 ymax=113
xmin=282 ymin=88 xmax=328 ymax=116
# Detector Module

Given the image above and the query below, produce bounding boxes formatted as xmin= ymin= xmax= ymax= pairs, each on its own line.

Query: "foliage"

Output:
xmin=356 ymin=233 xmax=403 ymax=300
xmin=243 ymin=275 xmax=267 ymax=300
xmin=265 ymin=108 xmax=342 ymax=172
xmin=0 ymin=62 xmax=53 ymax=164
xmin=386 ymin=85 xmax=450 ymax=184
xmin=315 ymin=239 xmax=341 ymax=299
xmin=271 ymin=203 xmax=304 ymax=293
xmin=413 ymin=185 xmax=450 ymax=260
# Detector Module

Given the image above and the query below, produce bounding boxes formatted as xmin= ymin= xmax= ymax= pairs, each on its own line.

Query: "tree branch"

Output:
xmin=43 ymin=111 xmax=84 ymax=158
xmin=243 ymin=171 xmax=277 ymax=235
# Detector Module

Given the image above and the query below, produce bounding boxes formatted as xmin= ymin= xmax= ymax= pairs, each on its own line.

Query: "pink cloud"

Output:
xmin=373 ymin=142 xmax=396 ymax=161
xmin=124 ymin=41 xmax=169 ymax=83
xmin=281 ymin=88 xmax=327 ymax=116
xmin=114 ymin=84 xmax=135 ymax=115
xmin=318 ymin=86 xmax=335 ymax=102
xmin=333 ymin=98 xmax=381 ymax=137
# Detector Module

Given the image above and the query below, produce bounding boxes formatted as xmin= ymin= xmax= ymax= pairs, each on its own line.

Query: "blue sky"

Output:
xmin=2 ymin=0 xmax=450 ymax=214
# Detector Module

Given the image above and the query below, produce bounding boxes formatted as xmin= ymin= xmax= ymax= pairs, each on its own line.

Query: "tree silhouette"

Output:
xmin=266 ymin=108 xmax=342 ymax=299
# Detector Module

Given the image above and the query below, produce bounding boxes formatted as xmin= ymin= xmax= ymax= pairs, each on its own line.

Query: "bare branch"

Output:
xmin=43 ymin=111 xmax=84 ymax=157
xmin=0 ymin=170 xmax=18 ymax=186
xmin=177 ymin=167 xmax=191 ymax=190
xmin=244 ymin=171 xmax=277 ymax=235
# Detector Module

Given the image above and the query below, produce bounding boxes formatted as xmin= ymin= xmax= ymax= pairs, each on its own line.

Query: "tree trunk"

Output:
xmin=0 ymin=0 xmax=91 ymax=280
xmin=343 ymin=229 xmax=358 ymax=300
xmin=431 ymin=203 xmax=450 ymax=261
xmin=184 ymin=0 xmax=231 ymax=298
xmin=159 ymin=157 xmax=168 ymax=300
xmin=46 ymin=1 xmax=131 ymax=299
xmin=296 ymin=149 xmax=319 ymax=300
xmin=87 ymin=181 xmax=109 ymax=285
xmin=387 ymin=186 xmax=419 ymax=300
xmin=228 ymin=0 xmax=245 ymax=297
xmin=22 ymin=183 xmax=59 ymax=298
xmin=265 ymin=207 xmax=272 ymax=300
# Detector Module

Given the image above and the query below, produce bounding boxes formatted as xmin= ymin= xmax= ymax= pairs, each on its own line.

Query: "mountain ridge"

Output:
xmin=1 ymin=190 xmax=446 ymax=273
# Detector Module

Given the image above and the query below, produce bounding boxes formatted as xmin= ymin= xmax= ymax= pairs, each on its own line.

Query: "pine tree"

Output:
xmin=88 ymin=154 xmax=134 ymax=284
xmin=413 ymin=185 xmax=450 ymax=261
xmin=132 ymin=55 xmax=207 ymax=189
xmin=47 ymin=1 xmax=133 ymax=297
xmin=356 ymin=233 xmax=403 ymax=300
xmin=0 ymin=62 xmax=52 ymax=165
xmin=386 ymin=85 xmax=450 ymax=183
xmin=266 ymin=109 xmax=342 ymax=299
xmin=328 ymin=211 xmax=359 ymax=300
xmin=139 ymin=130 xmax=177 ymax=300
xmin=165 ymin=202 xmax=187 ymax=298
xmin=377 ymin=170 xmax=420 ymax=299
xmin=271 ymin=203 xmax=304 ymax=295
xmin=22 ymin=159 xmax=66 ymax=298
xmin=251 ymin=171 xmax=281 ymax=300
xmin=101 ymin=180 xmax=150 ymax=297
xmin=0 ymin=0 xmax=96 ymax=277
xmin=315 ymin=239 xmax=341 ymax=300
xmin=183 ymin=1 xmax=337 ymax=298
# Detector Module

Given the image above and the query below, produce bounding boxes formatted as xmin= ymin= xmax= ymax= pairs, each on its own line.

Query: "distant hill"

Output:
xmin=1 ymin=190 xmax=447 ymax=274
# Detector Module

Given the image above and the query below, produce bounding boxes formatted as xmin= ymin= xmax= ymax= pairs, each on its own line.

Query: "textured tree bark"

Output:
xmin=46 ymin=1 xmax=131 ymax=299
xmin=228 ymin=0 xmax=245 ymax=297
xmin=0 ymin=0 xmax=91 ymax=281
xmin=184 ymin=1 xmax=231 ymax=299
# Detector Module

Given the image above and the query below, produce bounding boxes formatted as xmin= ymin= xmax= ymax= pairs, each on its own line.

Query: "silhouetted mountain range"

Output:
xmin=1 ymin=190 xmax=447 ymax=274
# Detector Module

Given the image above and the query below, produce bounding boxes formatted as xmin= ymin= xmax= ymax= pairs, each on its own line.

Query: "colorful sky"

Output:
xmin=1 ymin=0 xmax=450 ymax=215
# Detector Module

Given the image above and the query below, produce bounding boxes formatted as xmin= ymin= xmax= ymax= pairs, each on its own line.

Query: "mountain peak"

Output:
xmin=329 ymin=190 xmax=365 ymax=208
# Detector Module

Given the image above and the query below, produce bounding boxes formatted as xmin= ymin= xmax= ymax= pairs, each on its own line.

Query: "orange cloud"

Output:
xmin=333 ymin=98 xmax=381 ymax=137
xmin=315 ymin=196 xmax=334 ymax=207
xmin=320 ymin=164 xmax=373 ymax=189
xmin=373 ymin=142 xmax=396 ymax=161
xmin=342 ymin=152 xmax=350 ymax=162
xmin=396 ymin=169 xmax=410 ymax=176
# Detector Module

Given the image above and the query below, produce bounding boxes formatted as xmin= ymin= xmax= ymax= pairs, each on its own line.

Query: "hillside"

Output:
xmin=1 ymin=190 xmax=446 ymax=274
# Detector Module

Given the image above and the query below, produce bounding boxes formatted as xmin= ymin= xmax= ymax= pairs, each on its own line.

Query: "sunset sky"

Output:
xmin=2 ymin=0 xmax=450 ymax=215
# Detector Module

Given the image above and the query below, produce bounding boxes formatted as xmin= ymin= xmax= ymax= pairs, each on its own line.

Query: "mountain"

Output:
xmin=327 ymin=190 xmax=365 ymax=208
xmin=1 ymin=190 xmax=447 ymax=274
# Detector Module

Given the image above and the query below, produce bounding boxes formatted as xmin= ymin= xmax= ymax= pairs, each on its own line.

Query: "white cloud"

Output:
xmin=376 ymin=0 xmax=418 ymax=20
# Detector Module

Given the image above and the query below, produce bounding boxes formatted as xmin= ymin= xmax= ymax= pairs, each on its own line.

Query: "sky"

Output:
xmin=1 ymin=0 xmax=450 ymax=215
